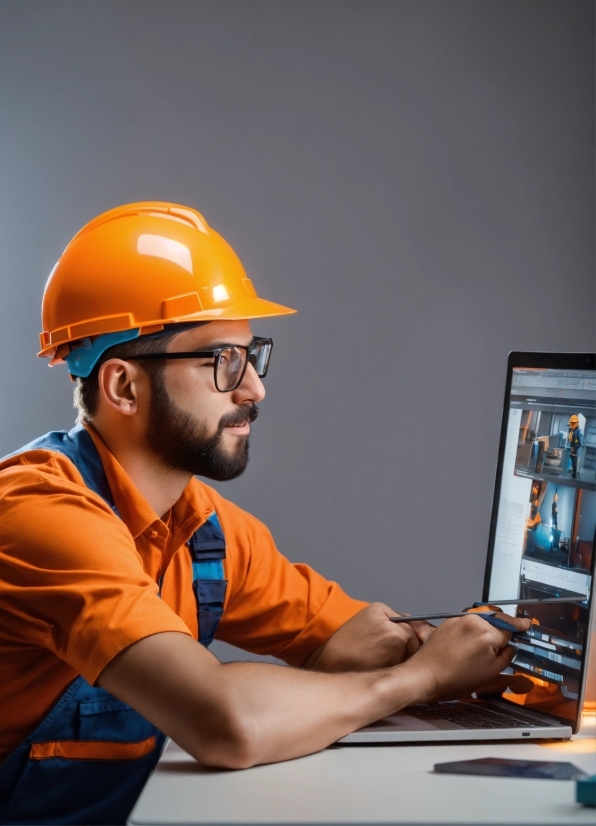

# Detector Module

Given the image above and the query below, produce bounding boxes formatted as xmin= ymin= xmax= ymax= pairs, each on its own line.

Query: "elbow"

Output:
xmin=188 ymin=707 xmax=262 ymax=770
xmin=202 ymin=729 xmax=260 ymax=770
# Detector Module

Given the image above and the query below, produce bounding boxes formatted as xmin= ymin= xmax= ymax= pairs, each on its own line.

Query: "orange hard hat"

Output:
xmin=39 ymin=201 xmax=296 ymax=370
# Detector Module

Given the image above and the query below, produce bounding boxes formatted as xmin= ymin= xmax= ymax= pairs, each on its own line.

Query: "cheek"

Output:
xmin=166 ymin=366 xmax=227 ymax=426
xmin=166 ymin=363 xmax=211 ymax=400
xmin=198 ymin=398 xmax=228 ymax=432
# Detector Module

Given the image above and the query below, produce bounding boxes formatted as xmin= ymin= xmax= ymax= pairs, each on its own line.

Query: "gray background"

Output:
xmin=0 ymin=1 xmax=594 ymax=671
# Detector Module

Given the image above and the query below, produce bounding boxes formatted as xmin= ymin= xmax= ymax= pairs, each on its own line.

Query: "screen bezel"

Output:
xmin=483 ymin=351 xmax=596 ymax=734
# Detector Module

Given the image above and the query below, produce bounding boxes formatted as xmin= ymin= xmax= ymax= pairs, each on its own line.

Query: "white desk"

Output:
xmin=129 ymin=715 xmax=596 ymax=825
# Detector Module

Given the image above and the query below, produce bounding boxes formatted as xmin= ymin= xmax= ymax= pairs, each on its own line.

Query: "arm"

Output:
xmin=98 ymin=613 xmax=530 ymax=769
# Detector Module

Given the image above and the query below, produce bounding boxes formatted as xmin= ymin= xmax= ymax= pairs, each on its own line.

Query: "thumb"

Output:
xmin=495 ymin=645 xmax=517 ymax=672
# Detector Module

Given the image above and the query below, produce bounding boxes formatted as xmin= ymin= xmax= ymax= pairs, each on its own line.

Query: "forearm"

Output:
xmin=210 ymin=660 xmax=425 ymax=766
xmin=98 ymin=632 xmax=429 ymax=769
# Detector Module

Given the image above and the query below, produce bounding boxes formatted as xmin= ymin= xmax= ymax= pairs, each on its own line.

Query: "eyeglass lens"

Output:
xmin=216 ymin=340 xmax=271 ymax=391
xmin=248 ymin=340 xmax=271 ymax=377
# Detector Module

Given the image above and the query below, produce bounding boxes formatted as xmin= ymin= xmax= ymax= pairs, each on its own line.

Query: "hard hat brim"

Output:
xmin=195 ymin=296 xmax=297 ymax=322
xmin=38 ymin=296 xmax=296 ymax=358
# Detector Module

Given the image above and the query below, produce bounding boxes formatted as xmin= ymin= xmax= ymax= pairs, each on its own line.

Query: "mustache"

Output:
xmin=218 ymin=404 xmax=259 ymax=431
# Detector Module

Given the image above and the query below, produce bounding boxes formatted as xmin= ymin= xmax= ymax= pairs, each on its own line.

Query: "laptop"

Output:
xmin=341 ymin=352 xmax=596 ymax=743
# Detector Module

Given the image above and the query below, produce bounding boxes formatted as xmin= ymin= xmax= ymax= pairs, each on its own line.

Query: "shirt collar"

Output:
xmin=83 ymin=423 xmax=213 ymax=541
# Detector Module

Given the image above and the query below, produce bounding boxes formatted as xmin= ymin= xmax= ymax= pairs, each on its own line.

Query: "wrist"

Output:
xmin=385 ymin=660 xmax=438 ymax=710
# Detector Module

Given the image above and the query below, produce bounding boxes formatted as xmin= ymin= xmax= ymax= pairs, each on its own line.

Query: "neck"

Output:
xmin=90 ymin=420 xmax=192 ymax=519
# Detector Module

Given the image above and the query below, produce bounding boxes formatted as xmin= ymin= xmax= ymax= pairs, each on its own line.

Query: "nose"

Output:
xmin=231 ymin=361 xmax=266 ymax=404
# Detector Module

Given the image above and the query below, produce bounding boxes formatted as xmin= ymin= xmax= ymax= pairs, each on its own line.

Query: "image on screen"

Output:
xmin=487 ymin=366 xmax=595 ymax=723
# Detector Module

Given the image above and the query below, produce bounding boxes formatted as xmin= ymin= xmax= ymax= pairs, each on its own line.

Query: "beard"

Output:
xmin=145 ymin=372 xmax=259 ymax=481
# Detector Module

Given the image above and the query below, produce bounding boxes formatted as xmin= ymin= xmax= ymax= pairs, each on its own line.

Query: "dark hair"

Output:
xmin=73 ymin=332 xmax=179 ymax=423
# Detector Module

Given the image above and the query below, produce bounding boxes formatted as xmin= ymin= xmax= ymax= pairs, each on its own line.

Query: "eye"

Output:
xmin=218 ymin=349 xmax=234 ymax=365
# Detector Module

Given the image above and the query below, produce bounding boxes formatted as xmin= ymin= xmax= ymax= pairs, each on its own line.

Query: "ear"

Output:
xmin=98 ymin=359 xmax=146 ymax=416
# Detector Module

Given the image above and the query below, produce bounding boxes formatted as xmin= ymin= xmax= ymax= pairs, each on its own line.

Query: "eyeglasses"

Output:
xmin=124 ymin=337 xmax=273 ymax=392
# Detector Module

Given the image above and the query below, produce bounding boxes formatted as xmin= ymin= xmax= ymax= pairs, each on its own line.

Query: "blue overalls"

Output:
xmin=0 ymin=425 xmax=227 ymax=825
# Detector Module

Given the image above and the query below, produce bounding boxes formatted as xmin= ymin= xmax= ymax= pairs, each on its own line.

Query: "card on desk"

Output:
xmin=434 ymin=757 xmax=586 ymax=780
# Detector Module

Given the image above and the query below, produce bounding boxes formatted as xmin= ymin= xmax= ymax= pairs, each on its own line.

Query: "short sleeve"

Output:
xmin=209 ymin=490 xmax=368 ymax=666
xmin=0 ymin=458 xmax=192 ymax=685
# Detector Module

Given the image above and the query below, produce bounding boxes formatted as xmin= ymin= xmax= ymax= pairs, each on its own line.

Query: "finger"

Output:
xmin=474 ymin=676 xmax=511 ymax=695
xmin=408 ymin=620 xmax=436 ymax=643
xmin=473 ymin=674 xmax=531 ymax=696
xmin=493 ymin=612 xmax=531 ymax=631
xmin=466 ymin=613 xmax=511 ymax=650
xmin=495 ymin=644 xmax=517 ymax=670
xmin=405 ymin=631 xmax=421 ymax=657
xmin=391 ymin=622 xmax=419 ymax=651
xmin=506 ymin=675 xmax=534 ymax=694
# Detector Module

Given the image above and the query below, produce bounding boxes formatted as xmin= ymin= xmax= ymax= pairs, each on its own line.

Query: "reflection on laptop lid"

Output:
xmin=485 ymin=352 xmax=596 ymax=733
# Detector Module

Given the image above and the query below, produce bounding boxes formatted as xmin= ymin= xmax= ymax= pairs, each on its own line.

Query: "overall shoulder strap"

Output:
xmin=7 ymin=426 xmax=226 ymax=646
xmin=187 ymin=512 xmax=228 ymax=647
xmin=6 ymin=424 xmax=119 ymax=516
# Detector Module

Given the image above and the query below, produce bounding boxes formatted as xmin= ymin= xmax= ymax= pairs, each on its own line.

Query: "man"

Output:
xmin=0 ymin=202 xmax=529 ymax=825
xmin=551 ymin=487 xmax=560 ymax=551
xmin=524 ymin=489 xmax=542 ymax=557
xmin=567 ymin=414 xmax=583 ymax=478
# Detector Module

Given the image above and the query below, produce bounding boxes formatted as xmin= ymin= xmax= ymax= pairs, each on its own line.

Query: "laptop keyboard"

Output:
xmin=407 ymin=703 xmax=554 ymax=729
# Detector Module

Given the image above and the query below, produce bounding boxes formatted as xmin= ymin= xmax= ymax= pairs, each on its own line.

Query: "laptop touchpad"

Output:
xmin=358 ymin=713 xmax=461 ymax=732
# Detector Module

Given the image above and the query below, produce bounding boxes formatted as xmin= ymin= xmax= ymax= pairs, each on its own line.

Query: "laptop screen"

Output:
xmin=485 ymin=354 xmax=595 ymax=730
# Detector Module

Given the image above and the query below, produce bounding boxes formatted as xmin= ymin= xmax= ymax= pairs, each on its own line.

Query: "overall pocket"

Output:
xmin=2 ymin=699 xmax=162 ymax=826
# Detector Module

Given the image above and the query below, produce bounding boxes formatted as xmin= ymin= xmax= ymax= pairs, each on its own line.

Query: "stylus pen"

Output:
xmin=389 ymin=611 xmax=531 ymax=639
xmin=472 ymin=597 xmax=586 ymax=607
xmin=390 ymin=612 xmax=496 ymax=623
xmin=389 ymin=594 xmax=586 ymax=638
xmin=389 ymin=595 xmax=586 ymax=625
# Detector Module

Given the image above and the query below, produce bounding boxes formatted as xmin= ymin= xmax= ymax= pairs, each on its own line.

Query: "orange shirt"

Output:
xmin=0 ymin=425 xmax=366 ymax=762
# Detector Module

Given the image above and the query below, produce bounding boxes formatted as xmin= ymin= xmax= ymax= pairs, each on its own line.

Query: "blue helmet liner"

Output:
xmin=65 ymin=321 xmax=209 ymax=378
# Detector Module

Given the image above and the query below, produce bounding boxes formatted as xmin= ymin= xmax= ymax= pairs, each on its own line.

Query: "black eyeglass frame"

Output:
xmin=123 ymin=337 xmax=273 ymax=393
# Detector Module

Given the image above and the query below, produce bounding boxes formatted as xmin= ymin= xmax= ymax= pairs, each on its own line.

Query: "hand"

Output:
xmin=400 ymin=612 xmax=531 ymax=702
xmin=303 ymin=602 xmax=429 ymax=672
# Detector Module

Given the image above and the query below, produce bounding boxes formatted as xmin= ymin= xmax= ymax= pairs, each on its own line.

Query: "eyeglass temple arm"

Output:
xmin=124 ymin=351 xmax=218 ymax=360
